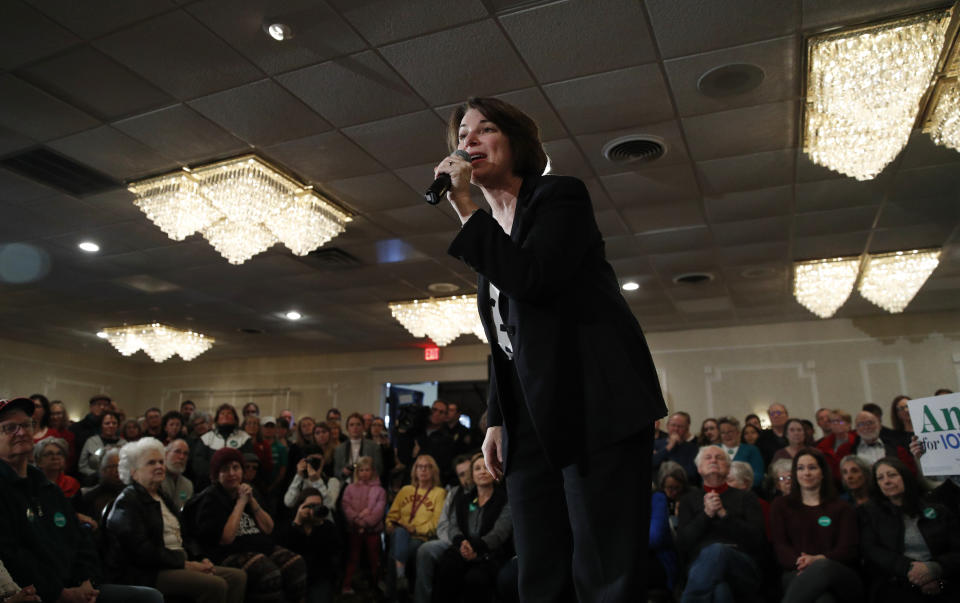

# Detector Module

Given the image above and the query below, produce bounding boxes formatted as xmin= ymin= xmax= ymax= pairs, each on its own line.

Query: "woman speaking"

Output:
xmin=436 ymin=97 xmax=667 ymax=602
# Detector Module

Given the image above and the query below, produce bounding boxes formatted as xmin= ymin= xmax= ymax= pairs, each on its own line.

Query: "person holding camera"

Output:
xmin=284 ymin=488 xmax=341 ymax=603
xmin=341 ymin=456 xmax=387 ymax=594
xmin=284 ymin=452 xmax=341 ymax=513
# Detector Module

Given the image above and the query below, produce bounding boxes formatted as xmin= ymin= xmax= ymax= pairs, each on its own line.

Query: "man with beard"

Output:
xmin=161 ymin=438 xmax=194 ymax=510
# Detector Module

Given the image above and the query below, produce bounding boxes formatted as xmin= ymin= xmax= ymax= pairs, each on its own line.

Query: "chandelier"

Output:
xmin=389 ymin=295 xmax=487 ymax=346
xmin=858 ymin=249 xmax=942 ymax=313
xmin=98 ymin=323 xmax=215 ymax=362
xmin=803 ymin=9 xmax=953 ymax=180
xmin=924 ymin=76 xmax=960 ymax=152
xmin=793 ymin=257 xmax=861 ymax=318
xmin=128 ymin=155 xmax=351 ymax=264
xmin=793 ymin=249 xmax=941 ymax=317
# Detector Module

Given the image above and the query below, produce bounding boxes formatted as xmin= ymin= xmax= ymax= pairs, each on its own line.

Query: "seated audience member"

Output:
xmin=193 ymin=447 xmax=307 ymax=603
xmin=242 ymin=452 xmax=269 ymax=499
xmin=766 ymin=458 xmax=794 ymax=500
xmin=757 ymin=403 xmax=790 ymax=466
xmin=653 ymin=412 xmax=701 ymax=486
xmin=160 ymin=411 xmax=184 ymax=446
xmin=741 ymin=423 xmax=761 ymax=447
xmin=341 ymin=456 xmax=387 ymax=594
xmin=162 ymin=438 xmax=193 ymax=510
xmin=815 ymin=408 xmax=833 ymax=442
xmin=772 ymin=418 xmax=807 ymax=463
xmin=79 ymin=447 xmax=125 ymax=523
xmin=35 ymin=437 xmax=81 ymax=499
xmin=70 ymin=394 xmax=112 ymax=460
xmin=415 ymin=455 xmax=475 ymax=603
xmin=259 ymin=416 xmax=288 ymax=503
xmin=718 ymin=417 xmax=764 ymax=489
xmin=243 ymin=416 xmax=274 ymax=480
xmin=142 ymin=408 xmax=163 ymax=439
xmin=385 ymin=454 xmax=446 ymax=589
xmin=888 ymin=395 xmax=914 ymax=449
xmin=769 ymin=448 xmax=862 ymax=603
xmin=651 ymin=467 xmax=680 ymax=593
xmin=0 ymin=396 xmax=163 ymax=603
xmin=859 ymin=457 xmax=960 ymax=602
xmin=242 ymin=403 xmax=260 ymax=419
xmin=122 ymin=418 xmax=143 ymax=442
xmin=744 ymin=414 xmax=762 ymax=429
xmin=850 ymin=411 xmax=916 ymax=474
xmin=675 ymin=446 xmax=765 ymax=603
xmin=284 ymin=452 xmax=341 ymax=513
xmin=727 ymin=461 xmax=769 ymax=536
xmin=79 ymin=410 xmax=125 ymax=481
xmin=697 ymin=418 xmax=720 ymax=447
xmin=192 ymin=404 xmax=254 ymax=492
xmin=657 ymin=460 xmax=690 ymax=536
xmin=106 ymin=437 xmax=246 ymax=603
xmin=432 ymin=453 xmax=513 ymax=603
xmin=335 ymin=412 xmax=384 ymax=484
xmin=838 ymin=455 xmax=872 ymax=507
xmin=284 ymin=488 xmax=341 ymax=603
xmin=0 ymin=558 xmax=40 ymax=602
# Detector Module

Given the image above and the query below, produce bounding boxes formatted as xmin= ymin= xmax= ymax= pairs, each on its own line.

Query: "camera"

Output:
xmin=305 ymin=503 xmax=329 ymax=520
xmin=307 ymin=457 xmax=323 ymax=471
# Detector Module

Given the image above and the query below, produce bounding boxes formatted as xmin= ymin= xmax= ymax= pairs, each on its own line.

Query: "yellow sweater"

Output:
xmin=385 ymin=485 xmax=446 ymax=538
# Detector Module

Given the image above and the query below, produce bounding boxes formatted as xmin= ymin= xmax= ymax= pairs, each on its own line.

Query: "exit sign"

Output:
xmin=424 ymin=346 xmax=440 ymax=361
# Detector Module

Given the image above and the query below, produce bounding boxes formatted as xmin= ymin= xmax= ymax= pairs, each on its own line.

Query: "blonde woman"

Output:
xmin=385 ymin=454 xmax=446 ymax=589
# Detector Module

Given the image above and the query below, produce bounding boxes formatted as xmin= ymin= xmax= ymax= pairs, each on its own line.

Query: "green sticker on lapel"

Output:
xmin=817 ymin=515 xmax=831 ymax=527
xmin=924 ymin=507 xmax=937 ymax=519
xmin=180 ymin=491 xmax=187 ymax=500
xmin=54 ymin=511 xmax=67 ymax=527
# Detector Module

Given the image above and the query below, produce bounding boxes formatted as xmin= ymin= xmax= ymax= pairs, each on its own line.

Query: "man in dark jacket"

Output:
xmin=69 ymin=394 xmax=112 ymax=466
xmin=676 ymin=445 xmax=765 ymax=603
xmin=0 ymin=396 xmax=162 ymax=603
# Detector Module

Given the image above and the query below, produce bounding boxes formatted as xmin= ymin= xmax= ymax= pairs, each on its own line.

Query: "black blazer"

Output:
xmin=448 ymin=174 xmax=667 ymax=469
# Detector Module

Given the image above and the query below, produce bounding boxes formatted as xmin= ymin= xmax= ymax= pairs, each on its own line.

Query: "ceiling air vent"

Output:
xmin=296 ymin=247 xmax=361 ymax=270
xmin=601 ymin=135 xmax=666 ymax=164
xmin=673 ymin=272 xmax=714 ymax=285
xmin=0 ymin=147 xmax=117 ymax=196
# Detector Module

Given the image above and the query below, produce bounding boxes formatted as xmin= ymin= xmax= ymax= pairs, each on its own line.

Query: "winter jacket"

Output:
xmin=341 ymin=477 xmax=386 ymax=533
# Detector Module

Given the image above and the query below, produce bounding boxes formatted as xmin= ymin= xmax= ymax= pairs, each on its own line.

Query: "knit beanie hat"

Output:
xmin=210 ymin=447 xmax=244 ymax=480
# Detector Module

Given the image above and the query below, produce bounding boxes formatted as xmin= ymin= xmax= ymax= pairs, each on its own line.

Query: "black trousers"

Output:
xmin=503 ymin=365 xmax=654 ymax=603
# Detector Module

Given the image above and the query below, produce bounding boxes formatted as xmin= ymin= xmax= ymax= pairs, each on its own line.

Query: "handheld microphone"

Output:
xmin=425 ymin=150 xmax=471 ymax=205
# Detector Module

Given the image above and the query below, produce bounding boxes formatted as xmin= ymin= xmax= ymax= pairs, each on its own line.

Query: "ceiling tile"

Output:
xmin=325 ymin=171 xmax=420 ymax=214
xmin=878 ymin=196 xmax=960 ymax=228
xmin=543 ymin=64 xmax=674 ymax=134
xmin=637 ymin=226 xmax=712 ymax=254
xmin=0 ymin=75 xmax=100 ymax=141
xmin=683 ymin=100 xmax=798 ymax=161
xmin=278 ymin=51 xmax=426 ymax=128
xmin=188 ymin=79 xmax=331 ymax=147
xmin=94 ymin=10 xmax=263 ymax=100
xmin=650 ymin=248 xmax=721 ymax=276
xmin=47 ymin=126 xmax=178 ymax=180
xmin=795 ymin=178 xmax=883 ymax=212
xmin=869 ymin=224 xmax=954 ymax=253
xmin=801 ymin=0 xmax=947 ymax=30
xmin=705 ymin=184 xmax=792 ymax=223
xmin=899 ymin=129 xmax=960 ymax=170
xmin=718 ymin=242 xmax=789 ymax=265
xmin=370 ymin=204 xmax=458 ymax=235
xmin=263 ymin=131 xmax=382 ymax=183
xmin=675 ymin=297 xmax=733 ymax=313
xmin=712 ymin=216 xmax=790 ymax=246
xmin=0 ymin=1 xmax=79 ymax=69
xmin=342 ymin=110 xmax=448 ymax=169
xmin=646 ymin=0 xmax=799 ymax=59
xmin=500 ymin=0 xmax=657 ymax=82
xmin=664 ymin=36 xmax=799 ymax=117
xmin=792 ymin=231 xmax=868 ymax=259
xmin=696 ymin=148 xmax=795 ymax=195
xmin=890 ymin=164 xmax=960 ymax=201
xmin=0 ymin=126 xmax=36 ymax=157
xmin=601 ymin=163 xmax=701 ymax=207
xmin=0 ymin=168 xmax=61 ymax=204
xmin=329 ymin=0 xmax=488 ymax=46
xmin=380 ymin=20 xmax=533 ymax=105
xmin=594 ymin=209 xmax=631 ymax=238
xmin=485 ymin=87 xmax=566 ymax=142
xmin=542 ymin=138 xmax=593 ymax=181
xmin=187 ymin=0 xmax=366 ymax=74
xmin=622 ymin=200 xmax=705 ymax=234
xmin=113 ymin=104 xmax=247 ymax=165
xmin=25 ymin=0 xmax=175 ymax=39
xmin=794 ymin=205 xmax=878 ymax=237
xmin=602 ymin=235 xmax=642 ymax=261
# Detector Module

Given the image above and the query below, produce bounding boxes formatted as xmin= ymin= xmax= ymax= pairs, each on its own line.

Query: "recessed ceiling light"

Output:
xmin=697 ymin=63 xmax=765 ymax=98
xmin=285 ymin=311 xmax=302 ymax=320
xmin=265 ymin=23 xmax=292 ymax=41
xmin=96 ymin=331 xmax=108 ymax=339
xmin=78 ymin=241 xmax=99 ymax=253
xmin=622 ymin=281 xmax=640 ymax=291
xmin=427 ymin=282 xmax=460 ymax=294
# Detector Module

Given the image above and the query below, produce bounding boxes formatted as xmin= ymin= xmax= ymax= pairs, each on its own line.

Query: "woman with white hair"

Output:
xmin=105 ymin=437 xmax=247 ymax=603
xmin=34 ymin=437 xmax=80 ymax=499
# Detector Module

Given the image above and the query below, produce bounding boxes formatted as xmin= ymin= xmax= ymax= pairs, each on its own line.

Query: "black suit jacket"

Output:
xmin=448 ymin=174 xmax=667 ymax=469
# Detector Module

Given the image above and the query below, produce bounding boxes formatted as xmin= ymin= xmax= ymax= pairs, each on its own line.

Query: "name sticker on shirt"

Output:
xmin=923 ymin=507 xmax=937 ymax=519
xmin=54 ymin=511 xmax=67 ymax=527
xmin=817 ymin=515 xmax=831 ymax=527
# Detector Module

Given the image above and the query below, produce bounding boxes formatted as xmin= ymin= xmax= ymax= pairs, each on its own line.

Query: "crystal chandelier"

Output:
xmin=803 ymin=9 xmax=952 ymax=181
xmin=793 ymin=257 xmax=861 ymax=318
xmin=858 ymin=249 xmax=942 ymax=313
xmin=98 ymin=323 xmax=215 ymax=362
xmin=128 ymin=155 xmax=351 ymax=265
xmin=923 ymin=76 xmax=960 ymax=152
xmin=389 ymin=295 xmax=487 ymax=346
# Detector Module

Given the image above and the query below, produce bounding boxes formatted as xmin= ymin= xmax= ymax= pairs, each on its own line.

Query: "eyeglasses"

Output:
xmin=768 ymin=410 xmax=786 ymax=417
xmin=855 ymin=422 xmax=878 ymax=429
xmin=777 ymin=475 xmax=792 ymax=482
xmin=0 ymin=420 xmax=36 ymax=435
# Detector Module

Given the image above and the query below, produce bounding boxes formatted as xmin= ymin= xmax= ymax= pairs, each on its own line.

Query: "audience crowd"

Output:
xmin=1 ymin=387 xmax=958 ymax=603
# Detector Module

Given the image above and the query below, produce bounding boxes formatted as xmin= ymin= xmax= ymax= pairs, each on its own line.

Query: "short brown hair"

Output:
xmin=446 ymin=97 xmax=548 ymax=178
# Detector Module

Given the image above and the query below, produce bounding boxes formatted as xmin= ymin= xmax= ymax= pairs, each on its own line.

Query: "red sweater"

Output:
xmin=769 ymin=497 xmax=858 ymax=570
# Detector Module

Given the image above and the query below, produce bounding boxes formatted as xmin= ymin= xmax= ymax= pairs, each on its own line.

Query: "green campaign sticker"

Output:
xmin=180 ymin=491 xmax=187 ymax=500
xmin=54 ymin=511 xmax=67 ymax=527
xmin=817 ymin=515 xmax=831 ymax=527
xmin=924 ymin=507 xmax=937 ymax=519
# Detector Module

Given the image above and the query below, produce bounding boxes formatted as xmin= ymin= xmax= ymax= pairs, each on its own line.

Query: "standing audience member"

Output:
xmin=340 ymin=456 xmax=387 ymax=595
xmin=288 ymin=416 xmax=319 ymax=476
xmin=385 ymin=454 xmax=446 ymax=590
xmin=414 ymin=401 xmax=457 ymax=486
xmin=242 ymin=403 xmax=260 ymax=419
xmin=0 ymin=397 xmax=163 ymax=603
xmin=284 ymin=488 xmax=341 ymax=603
xmin=815 ymin=408 xmax=833 ymax=441
xmin=79 ymin=447 xmax=125 ymax=523
xmin=769 ymin=448 xmax=862 ymax=603
xmin=851 ymin=411 xmax=916 ymax=474
xmin=192 ymin=404 xmax=254 ymax=492
xmin=888 ymin=395 xmax=914 ymax=449
xmin=444 ymin=402 xmax=474 ymax=454
xmin=744 ymin=414 xmax=762 ymax=429
xmin=244 ymin=415 xmax=274 ymax=480
xmin=757 ymin=403 xmax=789 ymax=466
xmin=193 ymin=447 xmax=307 ymax=603
xmin=79 ymin=410 xmax=125 ymax=481
xmin=718 ymin=417 xmax=764 ymax=489
xmin=32 ymin=395 xmax=77 ymax=468
xmin=123 ymin=418 xmax=143 ymax=442
xmin=142 ymin=408 xmax=163 ymax=439
xmin=772 ymin=418 xmax=807 ymax=463
xmin=675 ymin=446 xmax=765 ymax=603
xmin=70 ymin=394 xmax=112 ymax=462
xmin=335 ymin=413 xmax=383 ymax=483
xmin=653 ymin=412 xmax=700 ymax=486
xmin=432 ymin=453 xmax=513 ymax=603
xmin=697 ymin=418 xmax=720 ymax=447
xmin=179 ymin=400 xmax=196 ymax=432
xmin=260 ymin=416 xmax=288 ymax=506
xmin=106 ymin=437 xmax=246 ymax=603
xmin=162 ymin=438 xmax=194 ymax=510
xmin=817 ymin=410 xmax=856 ymax=477
xmin=161 ymin=411 xmax=184 ymax=446
xmin=741 ymin=423 xmax=761 ymax=446
xmin=370 ymin=416 xmax=396 ymax=486
xmin=313 ymin=422 xmax=337 ymax=477
xmin=859 ymin=457 xmax=960 ymax=602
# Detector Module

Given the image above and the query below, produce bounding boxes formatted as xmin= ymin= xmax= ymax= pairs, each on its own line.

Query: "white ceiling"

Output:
xmin=1 ymin=0 xmax=959 ymax=362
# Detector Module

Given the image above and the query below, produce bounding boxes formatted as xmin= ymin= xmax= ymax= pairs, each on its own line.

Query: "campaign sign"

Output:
xmin=909 ymin=393 xmax=960 ymax=476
